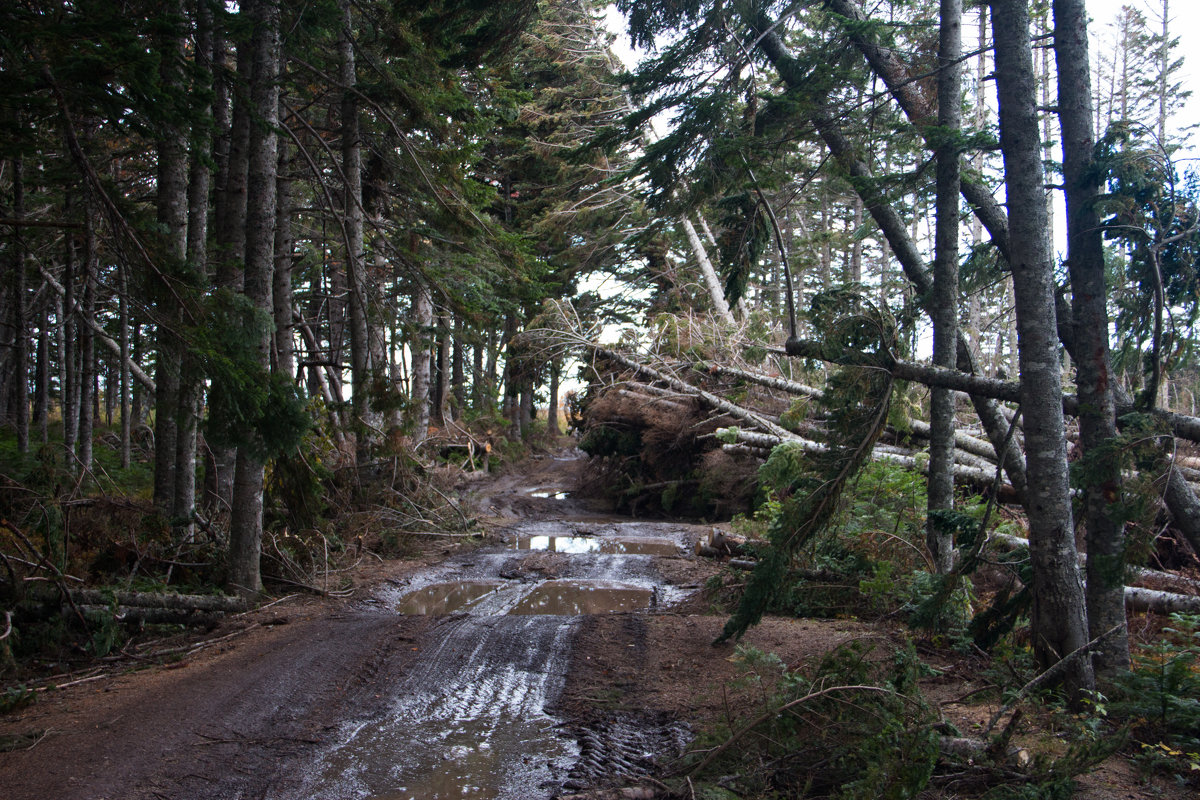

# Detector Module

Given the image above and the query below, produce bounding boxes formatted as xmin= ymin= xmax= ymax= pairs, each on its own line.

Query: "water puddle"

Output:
xmin=283 ymin=617 xmax=577 ymax=799
xmin=396 ymin=581 xmax=504 ymax=615
xmin=297 ymin=502 xmax=687 ymax=798
xmin=509 ymin=580 xmax=653 ymax=615
xmin=516 ymin=534 xmax=679 ymax=556
xmin=528 ymin=489 xmax=568 ymax=499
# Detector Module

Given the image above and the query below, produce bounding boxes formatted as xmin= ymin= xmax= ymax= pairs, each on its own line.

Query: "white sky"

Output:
xmin=605 ymin=1 xmax=1200 ymax=154
xmin=1088 ymin=0 xmax=1200 ymax=158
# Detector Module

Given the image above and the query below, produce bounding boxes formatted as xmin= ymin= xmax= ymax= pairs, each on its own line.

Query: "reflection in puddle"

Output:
xmin=397 ymin=581 xmax=503 ymax=615
xmin=284 ymin=616 xmax=577 ymax=799
xmin=517 ymin=535 xmax=679 ymax=556
xmin=510 ymin=580 xmax=652 ymax=615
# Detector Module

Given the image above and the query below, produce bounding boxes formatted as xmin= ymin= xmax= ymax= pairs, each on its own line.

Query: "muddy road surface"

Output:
xmin=0 ymin=450 xmax=712 ymax=800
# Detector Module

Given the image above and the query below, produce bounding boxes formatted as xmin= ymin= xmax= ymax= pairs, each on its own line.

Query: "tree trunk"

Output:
xmin=340 ymin=0 xmax=376 ymax=460
xmin=927 ymin=0 xmax=963 ymax=574
xmin=991 ymin=0 xmax=1093 ymax=698
xmin=272 ymin=142 xmax=296 ymax=380
xmin=681 ymin=216 xmax=735 ymax=324
xmin=228 ymin=0 xmax=280 ymax=599
xmin=1054 ymin=0 xmax=1129 ymax=677
xmin=152 ymin=1 xmax=189 ymax=511
xmin=451 ymin=315 xmax=465 ymax=420
xmin=119 ymin=264 xmax=131 ymax=469
xmin=548 ymin=358 xmax=561 ymax=436
xmin=410 ymin=282 xmax=433 ymax=445
xmin=78 ymin=203 xmax=97 ymax=473
xmin=7 ymin=154 xmax=29 ymax=454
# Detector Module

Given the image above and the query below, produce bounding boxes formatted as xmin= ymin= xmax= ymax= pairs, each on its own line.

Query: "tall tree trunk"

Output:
xmin=62 ymin=210 xmax=77 ymax=456
xmin=119 ymin=264 xmax=131 ymax=468
xmin=152 ymin=1 xmax=189 ymax=511
xmin=928 ymin=0 xmax=963 ymax=574
xmin=35 ymin=296 xmax=49 ymax=446
xmin=272 ymin=142 xmax=296 ymax=380
xmin=472 ymin=334 xmax=484 ymax=412
xmin=7 ymin=154 xmax=29 ymax=454
xmin=435 ymin=314 xmax=450 ymax=425
xmin=228 ymin=0 xmax=280 ymax=598
xmin=78 ymin=202 xmax=97 ymax=473
xmin=206 ymin=9 xmax=250 ymax=514
xmin=1054 ymin=0 xmax=1129 ymax=677
xmin=410 ymin=282 xmax=433 ymax=445
xmin=451 ymin=315 xmax=465 ymax=420
xmin=340 ymin=0 xmax=375 ymax=460
xmin=175 ymin=0 xmax=215 ymax=537
xmin=991 ymin=0 xmax=1093 ymax=699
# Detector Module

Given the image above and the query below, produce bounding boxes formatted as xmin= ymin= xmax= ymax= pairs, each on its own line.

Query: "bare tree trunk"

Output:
xmin=152 ymin=1 xmax=189 ymax=511
xmin=174 ymin=0 xmax=215 ymax=538
xmin=6 ymin=154 xmax=29 ymax=454
xmin=451 ymin=315 xmax=465 ymax=420
xmin=1054 ymin=0 xmax=1129 ymax=677
xmin=34 ymin=296 xmax=49 ymax=446
xmin=272 ymin=142 xmax=296 ymax=380
xmin=681 ymin=217 xmax=735 ymax=324
xmin=992 ymin=0 xmax=1093 ymax=699
xmin=78 ymin=202 xmax=97 ymax=473
xmin=228 ymin=0 xmax=280 ymax=599
xmin=435 ymin=313 xmax=450 ymax=425
xmin=340 ymin=0 xmax=376 ymax=460
xmin=62 ymin=209 xmax=79 ymax=457
xmin=927 ymin=0 xmax=963 ymax=574
xmin=548 ymin=358 xmax=561 ymax=436
xmin=119 ymin=264 xmax=131 ymax=468
xmin=410 ymin=282 xmax=433 ymax=445
xmin=206 ymin=11 xmax=250 ymax=514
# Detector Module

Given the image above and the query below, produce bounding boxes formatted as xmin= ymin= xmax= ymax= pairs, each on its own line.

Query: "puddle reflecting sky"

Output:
xmin=396 ymin=581 xmax=503 ymax=615
xmin=509 ymin=580 xmax=652 ymax=615
xmin=517 ymin=535 xmax=678 ymax=556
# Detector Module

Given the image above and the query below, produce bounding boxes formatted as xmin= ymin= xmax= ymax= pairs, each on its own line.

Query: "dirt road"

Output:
xmin=0 ymin=451 xmax=723 ymax=799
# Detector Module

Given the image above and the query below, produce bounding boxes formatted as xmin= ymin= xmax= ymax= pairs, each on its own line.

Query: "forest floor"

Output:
xmin=0 ymin=447 xmax=1191 ymax=799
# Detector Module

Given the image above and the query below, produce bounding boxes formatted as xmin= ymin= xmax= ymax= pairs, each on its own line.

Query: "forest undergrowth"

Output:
xmin=0 ymin=405 xmax=522 ymax=689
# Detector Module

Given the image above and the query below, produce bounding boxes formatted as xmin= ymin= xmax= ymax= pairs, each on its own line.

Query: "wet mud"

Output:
xmin=0 ymin=452 xmax=703 ymax=800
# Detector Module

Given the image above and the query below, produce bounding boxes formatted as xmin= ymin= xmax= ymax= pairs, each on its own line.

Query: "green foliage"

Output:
xmin=691 ymin=639 xmax=939 ymax=799
xmin=1109 ymin=613 xmax=1200 ymax=783
xmin=199 ymin=290 xmax=310 ymax=460
xmin=0 ymin=685 xmax=36 ymax=715
xmin=1092 ymin=123 xmax=1200 ymax=403
xmin=718 ymin=295 xmax=897 ymax=641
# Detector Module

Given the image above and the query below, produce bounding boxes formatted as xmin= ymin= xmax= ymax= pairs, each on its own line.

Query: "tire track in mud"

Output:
xmin=277 ymin=615 xmax=579 ymax=800
xmin=271 ymin=517 xmax=693 ymax=800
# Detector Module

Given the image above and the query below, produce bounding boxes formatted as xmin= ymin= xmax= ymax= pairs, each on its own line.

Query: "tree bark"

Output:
xmin=78 ymin=202 xmax=97 ymax=473
xmin=4 ymin=155 xmax=30 ymax=454
xmin=681 ymin=216 xmax=735 ymax=325
xmin=340 ymin=0 xmax=375 ymax=461
xmin=928 ymin=0 xmax=963 ymax=574
xmin=410 ymin=282 xmax=433 ymax=445
xmin=152 ymin=0 xmax=189 ymax=511
xmin=1054 ymin=0 xmax=1129 ymax=676
xmin=228 ymin=0 xmax=281 ymax=599
xmin=991 ymin=0 xmax=1093 ymax=697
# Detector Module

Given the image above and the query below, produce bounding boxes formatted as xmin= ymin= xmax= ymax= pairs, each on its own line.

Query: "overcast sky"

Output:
xmin=604 ymin=1 xmax=1199 ymax=159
